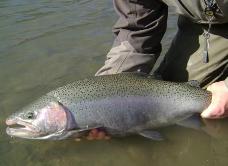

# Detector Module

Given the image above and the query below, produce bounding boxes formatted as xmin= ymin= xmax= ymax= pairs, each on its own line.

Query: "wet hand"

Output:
xmin=201 ymin=81 xmax=228 ymax=119
xmin=86 ymin=128 xmax=110 ymax=140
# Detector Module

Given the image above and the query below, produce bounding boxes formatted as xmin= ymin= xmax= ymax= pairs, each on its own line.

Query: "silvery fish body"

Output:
xmin=6 ymin=73 xmax=211 ymax=140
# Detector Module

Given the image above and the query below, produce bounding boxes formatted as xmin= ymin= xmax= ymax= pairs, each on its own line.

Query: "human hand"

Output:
xmin=86 ymin=128 xmax=110 ymax=140
xmin=201 ymin=81 xmax=228 ymax=119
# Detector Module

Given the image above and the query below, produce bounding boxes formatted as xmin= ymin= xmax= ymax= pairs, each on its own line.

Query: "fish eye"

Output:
xmin=26 ymin=112 xmax=36 ymax=119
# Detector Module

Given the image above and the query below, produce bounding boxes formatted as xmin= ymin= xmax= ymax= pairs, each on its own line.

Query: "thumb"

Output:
xmin=201 ymin=104 xmax=216 ymax=118
xmin=201 ymin=86 xmax=217 ymax=119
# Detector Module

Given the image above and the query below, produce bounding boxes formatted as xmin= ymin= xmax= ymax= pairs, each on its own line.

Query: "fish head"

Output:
xmin=5 ymin=100 xmax=73 ymax=140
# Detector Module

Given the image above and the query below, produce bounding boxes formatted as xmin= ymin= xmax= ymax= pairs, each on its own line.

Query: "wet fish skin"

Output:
xmin=5 ymin=73 xmax=212 ymax=140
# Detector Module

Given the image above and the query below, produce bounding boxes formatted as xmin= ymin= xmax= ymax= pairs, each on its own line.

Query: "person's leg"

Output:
xmin=158 ymin=16 xmax=228 ymax=88
xmin=95 ymin=0 xmax=168 ymax=76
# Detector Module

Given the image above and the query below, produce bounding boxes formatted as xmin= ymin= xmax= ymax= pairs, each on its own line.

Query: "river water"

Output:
xmin=1 ymin=1 xmax=228 ymax=166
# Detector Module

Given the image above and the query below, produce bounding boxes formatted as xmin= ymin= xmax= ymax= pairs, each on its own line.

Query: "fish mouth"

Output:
xmin=5 ymin=117 xmax=68 ymax=140
xmin=6 ymin=118 xmax=42 ymax=139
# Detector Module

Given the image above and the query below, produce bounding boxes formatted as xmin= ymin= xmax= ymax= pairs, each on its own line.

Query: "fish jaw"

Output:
xmin=6 ymin=117 xmax=43 ymax=139
xmin=5 ymin=102 xmax=72 ymax=140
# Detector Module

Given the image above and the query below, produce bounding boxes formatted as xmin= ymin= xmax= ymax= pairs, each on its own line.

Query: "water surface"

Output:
xmin=1 ymin=1 xmax=228 ymax=166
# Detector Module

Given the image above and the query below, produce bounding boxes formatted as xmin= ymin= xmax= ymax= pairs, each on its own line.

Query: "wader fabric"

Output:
xmin=159 ymin=16 xmax=228 ymax=88
xmin=95 ymin=0 xmax=228 ymax=88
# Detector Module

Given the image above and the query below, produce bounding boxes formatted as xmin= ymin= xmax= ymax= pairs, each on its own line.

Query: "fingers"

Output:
xmin=86 ymin=129 xmax=110 ymax=140
xmin=201 ymin=94 xmax=219 ymax=118
xmin=201 ymin=81 xmax=228 ymax=119
xmin=74 ymin=129 xmax=110 ymax=141
xmin=201 ymin=104 xmax=225 ymax=119
xmin=74 ymin=138 xmax=81 ymax=142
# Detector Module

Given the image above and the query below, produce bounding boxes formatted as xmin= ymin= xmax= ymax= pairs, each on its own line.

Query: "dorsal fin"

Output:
xmin=187 ymin=80 xmax=201 ymax=88
xmin=122 ymin=71 xmax=149 ymax=77
xmin=122 ymin=71 xmax=162 ymax=80
xmin=147 ymin=74 xmax=162 ymax=80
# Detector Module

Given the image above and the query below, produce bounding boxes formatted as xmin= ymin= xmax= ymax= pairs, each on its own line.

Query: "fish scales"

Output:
xmin=5 ymin=73 xmax=212 ymax=140
xmin=49 ymin=74 xmax=211 ymax=132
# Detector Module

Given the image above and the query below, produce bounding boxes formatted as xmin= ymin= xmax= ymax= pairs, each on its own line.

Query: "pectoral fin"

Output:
xmin=139 ymin=130 xmax=164 ymax=141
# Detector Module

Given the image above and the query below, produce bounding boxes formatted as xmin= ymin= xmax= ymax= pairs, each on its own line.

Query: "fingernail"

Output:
xmin=75 ymin=138 xmax=81 ymax=142
xmin=104 ymin=136 xmax=111 ymax=140
xmin=86 ymin=135 xmax=94 ymax=140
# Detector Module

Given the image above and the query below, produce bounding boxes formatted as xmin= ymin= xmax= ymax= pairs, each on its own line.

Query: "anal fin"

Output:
xmin=139 ymin=130 xmax=164 ymax=141
xmin=176 ymin=114 xmax=203 ymax=130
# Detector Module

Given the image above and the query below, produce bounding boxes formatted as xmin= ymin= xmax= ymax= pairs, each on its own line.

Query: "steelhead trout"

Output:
xmin=5 ymin=73 xmax=212 ymax=140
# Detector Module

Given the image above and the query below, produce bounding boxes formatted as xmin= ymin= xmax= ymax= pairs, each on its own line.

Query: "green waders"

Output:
xmin=158 ymin=16 xmax=228 ymax=88
xmin=95 ymin=0 xmax=228 ymax=88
